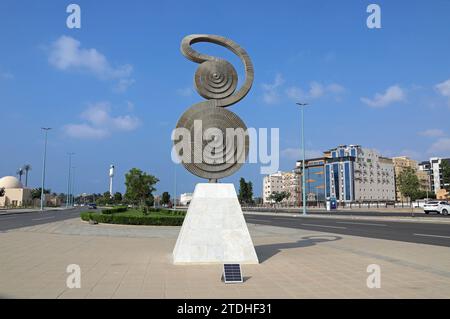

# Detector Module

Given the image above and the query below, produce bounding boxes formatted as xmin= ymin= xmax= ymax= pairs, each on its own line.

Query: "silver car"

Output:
xmin=423 ymin=201 xmax=450 ymax=215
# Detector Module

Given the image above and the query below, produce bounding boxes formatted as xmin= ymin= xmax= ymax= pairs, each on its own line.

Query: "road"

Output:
xmin=243 ymin=207 xmax=449 ymax=218
xmin=0 ymin=207 xmax=88 ymax=231
xmin=245 ymin=214 xmax=450 ymax=247
xmin=1 ymin=207 xmax=449 ymax=248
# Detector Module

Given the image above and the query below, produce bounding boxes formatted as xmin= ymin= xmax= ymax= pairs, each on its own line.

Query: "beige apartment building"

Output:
xmin=263 ymin=171 xmax=299 ymax=205
xmin=392 ymin=156 xmax=431 ymax=201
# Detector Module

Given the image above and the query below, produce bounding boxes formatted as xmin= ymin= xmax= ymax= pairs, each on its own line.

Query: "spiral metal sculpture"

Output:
xmin=174 ymin=34 xmax=254 ymax=181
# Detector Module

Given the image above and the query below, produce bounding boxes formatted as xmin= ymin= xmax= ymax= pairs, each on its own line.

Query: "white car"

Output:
xmin=423 ymin=201 xmax=450 ymax=215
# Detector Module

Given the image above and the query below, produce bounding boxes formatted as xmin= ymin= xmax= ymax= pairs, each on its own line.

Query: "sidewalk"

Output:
xmin=0 ymin=216 xmax=449 ymax=298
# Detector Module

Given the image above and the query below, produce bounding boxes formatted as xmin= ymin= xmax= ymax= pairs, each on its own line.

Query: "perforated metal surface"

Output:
xmin=175 ymin=103 xmax=249 ymax=180
xmin=174 ymin=34 xmax=254 ymax=181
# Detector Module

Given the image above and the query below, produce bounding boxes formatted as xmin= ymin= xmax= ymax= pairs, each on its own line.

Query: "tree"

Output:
xmin=113 ymin=192 xmax=123 ymax=203
xmin=31 ymin=188 xmax=50 ymax=199
xmin=161 ymin=192 xmax=171 ymax=205
xmin=268 ymin=191 xmax=291 ymax=203
xmin=16 ymin=167 xmax=24 ymax=182
xmin=124 ymin=168 xmax=159 ymax=206
xmin=238 ymin=178 xmax=254 ymax=204
xmin=397 ymin=167 xmax=421 ymax=201
xmin=442 ymin=160 xmax=450 ymax=191
xmin=0 ymin=187 xmax=5 ymax=197
xmin=23 ymin=164 xmax=32 ymax=187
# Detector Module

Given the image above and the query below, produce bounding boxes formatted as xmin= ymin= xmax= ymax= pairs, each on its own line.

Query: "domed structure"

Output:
xmin=0 ymin=176 xmax=23 ymax=189
xmin=0 ymin=176 xmax=31 ymax=208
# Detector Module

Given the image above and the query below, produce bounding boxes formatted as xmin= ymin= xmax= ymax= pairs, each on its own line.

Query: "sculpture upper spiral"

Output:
xmin=174 ymin=34 xmax=254 ymax=181
xmin=181 ymin=34 xmax=254 ymax=108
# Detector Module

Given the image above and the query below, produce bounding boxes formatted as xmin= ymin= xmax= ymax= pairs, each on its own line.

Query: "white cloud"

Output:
xmin=361 ymin=85 xmax=405 ymax=108
xmin=436 ymin=79 xmax=450 ymax=106
xmin=112 ymin=115 xmax=140 ymax=131
xmin=176 ymin=87 xmax=194 ymax=97
xmin=114 ymin=78 xmax=135 ymax=93
xmin=63 ymin=124 xmax=109 ymax=139
xmin=48 ymin=35 xmax=134 ymax=91
xmin=428 ymin=138 xmax=450 ymax=154
xmin=286 ymin=82 xmax=345 ymax=101
xmin=418 ymin=129 xmax=445 ymax=138
xmin=64 ymin=102 xmax=140 ymax=139
xmin=397 ymin=149 xmax=422 ymax=161
xmin=436 ymin=79 xmax=450 ymax=97
xmin=261 ymin=73 xmax=284 ymax=105
xmin=0 ymin=72 xmax=13 ymax=80
xmin=281 ymin=148 xmax=323 ymax=160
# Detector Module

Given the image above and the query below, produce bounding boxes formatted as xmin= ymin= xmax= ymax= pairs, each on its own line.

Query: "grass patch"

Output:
xmin=81 ymin=207 xmax=186 ymax=226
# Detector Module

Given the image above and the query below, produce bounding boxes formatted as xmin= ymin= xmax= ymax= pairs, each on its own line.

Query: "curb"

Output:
xmin=243 ymin=211 xmax=450 ymax=224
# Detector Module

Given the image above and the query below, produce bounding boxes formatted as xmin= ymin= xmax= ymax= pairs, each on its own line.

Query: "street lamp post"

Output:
xmin=173 ymin=164 xmax=177 ymax=210
xmin=40 ymin=127 xmax=52 ymax=211
xmin=296 ymin=103 xmax=308 ymax=216
xmin=71 ymin=166 xmax=76 ymax=206
xmin=66 ymin=153 xmax=75 ymax=208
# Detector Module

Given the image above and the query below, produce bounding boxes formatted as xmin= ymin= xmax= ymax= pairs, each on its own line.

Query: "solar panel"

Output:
xmin=223 ymin=264 xmax=243 ymax=283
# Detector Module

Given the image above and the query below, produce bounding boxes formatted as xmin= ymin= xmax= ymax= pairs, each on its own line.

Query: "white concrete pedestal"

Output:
xmin=172 ymin=183 xmax=259 ymax=264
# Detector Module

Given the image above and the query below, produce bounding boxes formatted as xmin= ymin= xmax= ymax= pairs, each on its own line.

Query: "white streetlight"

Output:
xmin=173 ymin=164 xmax=177 ymax=210
xmin=66 ymin=153 xmax=75 ymax=208
xmin=40 ymin=127 xmax=52 ymax=211
xmin=71 ymin=166 xmax=76 ymax=206
xmin=296 ymin=103 xmax=308 ymax=216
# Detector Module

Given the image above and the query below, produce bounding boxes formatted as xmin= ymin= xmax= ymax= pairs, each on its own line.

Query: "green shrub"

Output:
xmin=102 ymin=206 xmax=128 ymax=214
xmin=80 ymin=212 xmax=91 ymax=221
xmin=80 ymin=209 xmax=185 ymax=226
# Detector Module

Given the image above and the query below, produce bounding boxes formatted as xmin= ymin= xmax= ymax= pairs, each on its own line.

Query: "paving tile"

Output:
xmin=0 ymin=217 xmax=449 ymax=298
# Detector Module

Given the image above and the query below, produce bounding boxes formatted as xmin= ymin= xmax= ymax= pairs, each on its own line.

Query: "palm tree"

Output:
xmin=23 ymin=164 xmax=32 ymax=187
xmin=16 ymin=168 xmax=24 ymax=183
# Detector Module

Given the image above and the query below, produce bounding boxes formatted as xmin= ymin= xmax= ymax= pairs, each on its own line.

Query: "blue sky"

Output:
xmin=1 ymin=0 xmax=450 ymax=197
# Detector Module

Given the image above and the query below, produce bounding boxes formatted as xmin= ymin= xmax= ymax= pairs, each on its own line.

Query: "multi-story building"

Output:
xmin=324 ymin=145 xmax=395 ymax=203
xmin=263 ymin=171 xmax=299 ymax=205
xmin=295 ymin=158 xmax=326 ymax=203
xmin=392 ymin=156 xmax=431 ymax=201
xmin=419 ymin=157 xmax=450 ymax=194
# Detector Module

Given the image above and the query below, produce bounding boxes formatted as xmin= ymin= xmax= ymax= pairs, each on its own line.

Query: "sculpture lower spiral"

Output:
xmin=174 ymin=104 xmax=249 ymax=181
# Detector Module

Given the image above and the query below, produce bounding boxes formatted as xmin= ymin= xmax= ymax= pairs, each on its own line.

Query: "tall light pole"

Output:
xmin=296 ymin=103 xmax=308 ymax=215
xmin=71 ymin=166 xmax=76 ymax=206
xmin=40 ymin=127 xmax=52 ymax=211
xmin=173 ymin=164 xmax=177 ymax=210
xmin=66 ymin=153 xmax=75 ymax=208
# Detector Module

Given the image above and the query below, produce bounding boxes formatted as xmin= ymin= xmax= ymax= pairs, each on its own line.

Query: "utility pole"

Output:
xmin=71 ymin=166 xmax=76 ymax=206
xmin=40 ymin=128 xmax=51 ymax=211
xmin=66 ymin=153 xmax=74 ymax=208
xmin=296 ymin=103 xmax=308 ymax=216
xmin=173 ymin=164 xmax=177 ymax=210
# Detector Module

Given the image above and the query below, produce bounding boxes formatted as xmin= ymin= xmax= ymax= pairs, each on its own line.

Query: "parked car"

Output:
xmin=423 ymin=201 xmax=450 ymax=215
xmin=87 ymin=203 xmax=97 ymax=210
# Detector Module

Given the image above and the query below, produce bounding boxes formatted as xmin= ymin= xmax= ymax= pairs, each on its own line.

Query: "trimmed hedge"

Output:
xmin=102 ymin=206 xmax=128 ymax=214
xmin=81 ymin=209 xmax=185 ymax=226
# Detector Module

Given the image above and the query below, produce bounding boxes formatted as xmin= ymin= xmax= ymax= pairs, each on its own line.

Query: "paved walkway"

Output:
xmin=0 ymin=217 xmax=449 ymax=298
